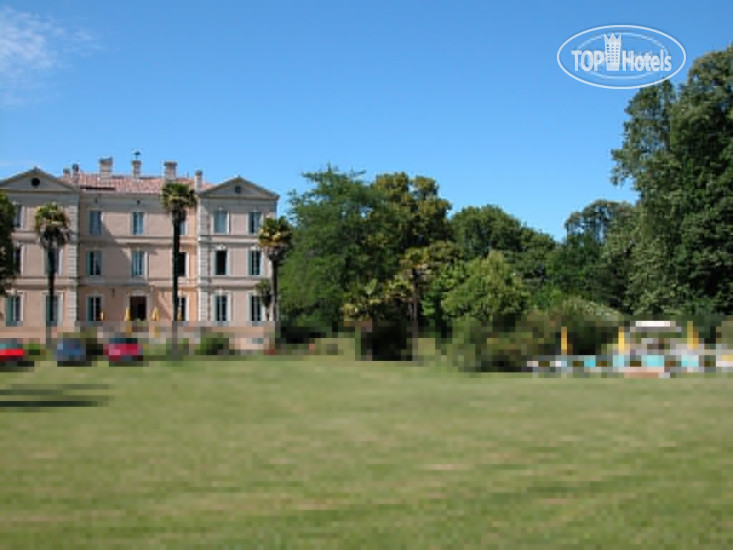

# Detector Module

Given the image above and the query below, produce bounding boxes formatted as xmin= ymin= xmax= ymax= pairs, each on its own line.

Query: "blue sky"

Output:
xmin=1 ymin=0 xmax=730 ymax=240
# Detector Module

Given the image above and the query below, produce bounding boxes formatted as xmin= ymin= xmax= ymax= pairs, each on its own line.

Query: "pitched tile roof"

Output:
xmin=59 ymin=172 xmax=214 ymax=194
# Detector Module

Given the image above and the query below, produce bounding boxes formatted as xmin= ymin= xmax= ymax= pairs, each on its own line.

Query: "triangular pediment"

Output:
xmin=199 ymin=177 xmax=279 ymax=200
xmin=0 ymin=167 xmax=79 ymax=194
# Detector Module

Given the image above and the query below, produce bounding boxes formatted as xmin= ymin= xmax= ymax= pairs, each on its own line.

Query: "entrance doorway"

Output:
xmin=129 ymin=296 xmax=147 ymax=321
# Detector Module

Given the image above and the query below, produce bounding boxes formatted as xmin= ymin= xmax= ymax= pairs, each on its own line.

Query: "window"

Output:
xmin=248 ymin=249 xmax=262 ymax=276
xmin=86 ymin=296 xmax=102 ymax=322
xmin=89 ymin=210 xmax=102 ymax=235
xmin=131 ymin=250 xmax=146 ymax=278
xmin=45 ymin=248 xmax=62 ymax=276
xmin=250 ymin=295 xmax=263 ymax=324
xmin=175 ymin=251 xmax=187 ymax=277
xmin=131 ymin=212 xmax=144 ymax=235
xmin=214 ymin=294 xmax=229 ymax=323
xmin=177 ymin=218 xmax=188 ymax=236
xmin=86 ymin=250 xmax=102 ymax=276
xmin=45 ymin=294 xmax=60 ymax=326
xmin=213 ymin=210 xmax=229 ymax=234
xmin=249 ymin=211 xmax=262 ymax=234
xmin=13 ymin=204 xmax=22 ymax=229
xmin=214 ymin=249 xmax=228 ymax=276
xmin=6 ymin=294 xmax=21 ymax=327
xmin=13 ymin=246 xmax=21 ymax=275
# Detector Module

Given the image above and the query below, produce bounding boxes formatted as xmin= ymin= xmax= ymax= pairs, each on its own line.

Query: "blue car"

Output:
xmin=56 ymin=337 xmax=89 ymax=366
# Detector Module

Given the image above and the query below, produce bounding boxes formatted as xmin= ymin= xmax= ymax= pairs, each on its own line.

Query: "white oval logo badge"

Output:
xmin=557 ymin=25 xmax=686 ymax=89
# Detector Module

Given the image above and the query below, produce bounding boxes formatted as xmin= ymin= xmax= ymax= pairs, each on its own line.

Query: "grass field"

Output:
xmin=1 ymin=357 xmax=732 ymax=548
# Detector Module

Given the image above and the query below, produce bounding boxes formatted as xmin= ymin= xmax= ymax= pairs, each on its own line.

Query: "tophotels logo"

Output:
xmin=557 ymin=25 xmax=686 ymax=89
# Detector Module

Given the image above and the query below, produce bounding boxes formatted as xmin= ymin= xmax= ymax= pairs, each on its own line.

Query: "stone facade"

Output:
xmin=0 ymin=158 xmax=278 ymax=347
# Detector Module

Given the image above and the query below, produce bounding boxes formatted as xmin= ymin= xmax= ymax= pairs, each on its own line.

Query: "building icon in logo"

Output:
xmin=604 ymin=33 xmax=622 ymax=71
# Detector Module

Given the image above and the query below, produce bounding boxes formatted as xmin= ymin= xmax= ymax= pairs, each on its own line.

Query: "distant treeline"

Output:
xmin=276 ymin=46 xmax=732 ymax=348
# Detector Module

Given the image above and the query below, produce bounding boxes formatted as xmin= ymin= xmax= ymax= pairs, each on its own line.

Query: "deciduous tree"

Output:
xmin=0 ymin=194 xmax=17 ymax=296
xmin=442 ymin=251 xmax=529 ymax=327
xmin=611 ymin=46 xmax=733 ymax=314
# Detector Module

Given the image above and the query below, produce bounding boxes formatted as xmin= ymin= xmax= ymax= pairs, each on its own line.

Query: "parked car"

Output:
xmin=55 ymin=337 xmax=89 ymax=366
xmin=0 ymin=338 xmax=29 ymax=368
xmin=104 ymin=336 xmax=143 ymax=364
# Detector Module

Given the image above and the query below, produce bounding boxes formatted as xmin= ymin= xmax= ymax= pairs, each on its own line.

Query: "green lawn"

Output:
xmin=1 ymin=358 xmax=731 ymax=548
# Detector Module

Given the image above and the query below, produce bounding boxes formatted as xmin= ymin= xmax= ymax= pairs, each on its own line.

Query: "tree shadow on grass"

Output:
xmin=0 ymin=361 xmax=35 ymax=373
xmin=0 ymin=383 xmax=112 ymax=411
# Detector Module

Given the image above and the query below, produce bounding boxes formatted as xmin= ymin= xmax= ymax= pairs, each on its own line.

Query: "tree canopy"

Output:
xmin=0 ymin=193 xmax=17 ymax=295
xmin=280 ymin=167 xmax=454 ymax=330
xmin=611 ymin=46 xmax=733 ymax=314
xmin=34 ymin=202 xmax=70 ymax=252
xmin=275 ymin=46 xmax=732 ymax=345
xmin=442 ymin=251 xmax=529 ymax=327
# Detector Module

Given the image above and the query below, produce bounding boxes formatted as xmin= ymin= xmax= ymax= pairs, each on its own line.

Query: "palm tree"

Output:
xmin=34 ymin=203 xmax=70 ymax=346
xmin=257 ymin=216 xmax=292 ymax=323
xmin=161 ymin=182 xmax=197 ymax=357
xmin=255 ymin=279 xmax=273 ymax=322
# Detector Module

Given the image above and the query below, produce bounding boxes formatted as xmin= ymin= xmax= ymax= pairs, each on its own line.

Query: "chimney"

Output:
xmin=132 ymin=159 xmax=142 ymax=178
xmin=62 ymin=167 xmax=71 ymax=178
xmin=164 ymin=161 xmax=177 ymax=181
xmin=99 ymin=157 xmax=113 ymax=176
xmin=71 ymin=163 xmax=80 ymax=183
xmin=194 ymin=170 xmax=203 ymax=191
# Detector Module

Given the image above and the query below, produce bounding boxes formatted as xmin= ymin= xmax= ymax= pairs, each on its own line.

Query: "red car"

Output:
xmin=104 ymin=336 xmax=143 ymax=364
xmin=0 ymin=339 xmax=27 ymax=367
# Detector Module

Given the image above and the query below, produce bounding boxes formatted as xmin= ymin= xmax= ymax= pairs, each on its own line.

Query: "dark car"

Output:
xmin=0 ymin=338 xmax=30 ymax=369
xmin=104 ymin=336 xmax=143 ymax=364
xmin=56 ymin=337 xmax=89 ymax=366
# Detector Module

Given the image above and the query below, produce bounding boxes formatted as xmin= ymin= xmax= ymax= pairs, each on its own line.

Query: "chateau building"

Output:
xmin=0 ymin=157 xmax=278 ymax=341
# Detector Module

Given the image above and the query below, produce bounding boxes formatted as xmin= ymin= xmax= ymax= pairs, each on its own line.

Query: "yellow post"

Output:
xmin=561 ymin=326 xmax=568 ymax=355
xmin=687 ymin=321 xmax=698 ymax=350
xmin=125 ymin=308 xmax=132 ymax=335
xmin=151 ymin=307 xmax=160 ymax=339
xmin=618 ymin=326 xmax=626 ymax=354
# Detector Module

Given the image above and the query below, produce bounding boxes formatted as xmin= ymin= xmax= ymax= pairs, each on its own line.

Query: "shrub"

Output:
xmin=444 ymin=318 xmax=485 ymax=371
xmin=545 ymin=296 xmax=622 ymax=355
xmin=358 ymin=321 xmax=410 ymax=361
xmin=481 ymin=311 xmax=561 ymax=372
xmin=25 ymin=340 xmax=46 ymax=359
xmin=196 ymin=332 xmax=232 ymax=356
xmin=278 ymin=323 xmax=329 ymax=345
xmin=165 ymin=338 xmax=192 ymax=357
xmin=445 ymin=306 xmax=613 ymax=372
xmin=716 ymin=317 xmax=733 ymax=347
xmin=312 ymin=335 xmax=357 ymax=359
xmin=80 ymin=331 xmax=103 ymax=358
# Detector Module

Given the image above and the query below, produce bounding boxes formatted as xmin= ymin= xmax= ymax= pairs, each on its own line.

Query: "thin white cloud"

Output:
xmin=0 ymin=6 xmax=98 ymax=106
